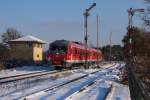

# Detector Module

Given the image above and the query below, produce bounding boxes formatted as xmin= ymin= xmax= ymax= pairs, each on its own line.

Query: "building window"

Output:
xmin=37 ymin=44 xmax=40 ymax=48
xmin=28 ymin=43 xmax=32 ymax=47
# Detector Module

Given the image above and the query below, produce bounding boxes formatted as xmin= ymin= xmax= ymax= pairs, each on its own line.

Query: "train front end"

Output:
xmin=48 ymin=40 xmax=68 ymax=68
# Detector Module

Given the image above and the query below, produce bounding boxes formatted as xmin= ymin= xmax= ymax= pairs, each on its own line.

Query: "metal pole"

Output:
xmin=83 ymin=3 xmax=96 ymax=69
xmin=128 ymin=8 xmax=133 ymax=29
xmin=109 ymin=32 xmax=112 ymax=63
xmin=128 ymin=8 xmax=134 ymax=63
xmin=84 ymin=13 xmax=88 ymax=69
xmin=97 ymin=15 xmax=99 ymax=67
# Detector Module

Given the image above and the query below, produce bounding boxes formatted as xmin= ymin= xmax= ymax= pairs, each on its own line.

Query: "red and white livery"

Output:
xmin=47 ymin=40 xmax=102 ymax=68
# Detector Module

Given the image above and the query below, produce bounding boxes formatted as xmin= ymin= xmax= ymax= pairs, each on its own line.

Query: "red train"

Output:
xmin=47 ymin=40 xmax=102 ymax=69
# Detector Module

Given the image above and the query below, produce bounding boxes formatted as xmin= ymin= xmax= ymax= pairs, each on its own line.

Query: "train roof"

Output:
xmin=50 ymin=40 xmax=102 ymax=53
xmin=51 ymin=40 xmax=84 ymax=45
xmin=50 ymin=40 xmax=69 ymax=46
xmin=72 ymin=41 xmax=85 ymax=46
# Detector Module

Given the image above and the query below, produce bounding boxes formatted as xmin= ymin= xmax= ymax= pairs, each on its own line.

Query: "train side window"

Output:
xmin=95 ymin=53 xmax=96 ymax=56
xmin=90 ymin=52 xmax=92 ymax=56
xmin=70 ymin=48 xmax=72 ymax=54
xmin=77 ymin=50 xmax=79 ymax=54
xmin=81 ymin=51 xmax=83 ymax=55
xmin=76 ymin=49 xmax=78 ymax=54
xmin=74 ymin=48 xmax=76 ymax=54
xmin=75 ymin=49 xmax=78 ymax=54
xmin=72 ymin=48 xmax=74 ymax=54
xmin=69 ymin=49 xmax=72 ymax=54
xmin=71 ymin=48 xmax=73 ymax=54
xmin=80 ymin=51 xmax=82 ymax=55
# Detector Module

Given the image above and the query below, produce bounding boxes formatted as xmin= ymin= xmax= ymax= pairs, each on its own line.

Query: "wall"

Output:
xmin=33 ymin=43 xmax=43 ymax=61
xmin=10 ymin=42 xmax=33 ymax=61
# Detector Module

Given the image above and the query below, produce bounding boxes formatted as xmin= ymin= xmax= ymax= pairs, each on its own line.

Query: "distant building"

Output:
xmin=9 ymin=35 xmax=46 ymax=62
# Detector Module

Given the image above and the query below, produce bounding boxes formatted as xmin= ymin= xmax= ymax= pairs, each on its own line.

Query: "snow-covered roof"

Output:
xmin=10 ymin=35 xmax=47 ymax=44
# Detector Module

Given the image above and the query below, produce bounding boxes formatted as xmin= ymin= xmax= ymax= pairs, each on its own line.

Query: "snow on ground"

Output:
xmin=69 ymin=80 xmax=112 ymax=100
xmin=0 ymin=63 xmax=113 ymax=100
xmin=20 ymin=62 xmax=130 ymax=100
xmin=106 ymin=82 xmax=130 ymax=100
xmin=0 ymin=70 xmax=83 ymax=99
xmin=69 ymin=80 xmax=130 ymax=100
xmin=0 ymin=62 xmax=114 ymax=78
xmin=100 ymin=63 xmax=114 ymax=69
xmin=0 ymin=65 xmax=54 ymax=78
xmin=0 ymin=62 xmax=116 ymax=78
xmin=0 ymin=62 xmax=130 ymax=100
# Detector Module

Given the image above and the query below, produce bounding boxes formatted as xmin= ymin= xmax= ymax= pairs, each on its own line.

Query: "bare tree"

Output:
xmin=144 ymin=0 xmax=150 ymax=3
xmin=1 ymin=28 xmax=23 ymax=46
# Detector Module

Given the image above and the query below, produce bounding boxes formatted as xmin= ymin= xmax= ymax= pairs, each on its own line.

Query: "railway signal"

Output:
xmin=127 ymin=7 xmax=150 ymax=100
xmin=127 ymin=8 xmax=145 ymax=61
xmin=128 ymin=8 xmax=144 ymax=28
xmin=83 ymin=2 xmax=96 ymax=69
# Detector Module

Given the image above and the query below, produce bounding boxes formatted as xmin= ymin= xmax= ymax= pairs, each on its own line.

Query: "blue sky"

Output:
xmin=0 ymin=0 xmax=147 ymax=50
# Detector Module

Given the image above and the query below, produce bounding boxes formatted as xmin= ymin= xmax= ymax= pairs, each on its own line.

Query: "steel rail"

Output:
xmin=65 ymin=78 xmax=99 ymax=100
xmin=0 ymin=70 xmax=49 ymax=80
xmin=21 ymin=63 xmax=117 ymax=100
xmin=21 ymin=70 xmax=100 ymax=100
xmin=0 ymin=70 xmax=67 ymax=84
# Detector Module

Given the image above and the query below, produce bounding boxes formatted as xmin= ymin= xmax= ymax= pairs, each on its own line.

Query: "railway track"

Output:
xmin=21 ymin=63 xmax=117 ymax=100
xmin=0 ymin=70 xmax=50 ymax=80
xmin=0 ymin=62 xmax=112 ymax=85
xmin=20 ymin=69 xmax=101 ymax=100
xmin=65 ymin=77 xmax=100 ymax=100
xmin=0 ymin=63 xmax=118 ymax=100
xmin=0 ymin=70 xmax=67 ymax=84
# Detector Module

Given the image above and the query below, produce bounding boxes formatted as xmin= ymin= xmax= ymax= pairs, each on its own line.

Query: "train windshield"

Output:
xmin=50 ymin=45 xmax=67 ymax=54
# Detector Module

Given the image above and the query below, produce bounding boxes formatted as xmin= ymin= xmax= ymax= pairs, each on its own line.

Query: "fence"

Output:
xmin=128 ymin=63 xmax=150 ymax=100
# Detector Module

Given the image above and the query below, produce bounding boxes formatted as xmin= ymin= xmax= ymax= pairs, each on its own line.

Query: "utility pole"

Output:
xmin=83 ymin=2 xmax=96 ymax=69
xmin=109 ymin=32 xmax=112 ymax=63
xmin=97 ymin=15 xmax=99 ymax=67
